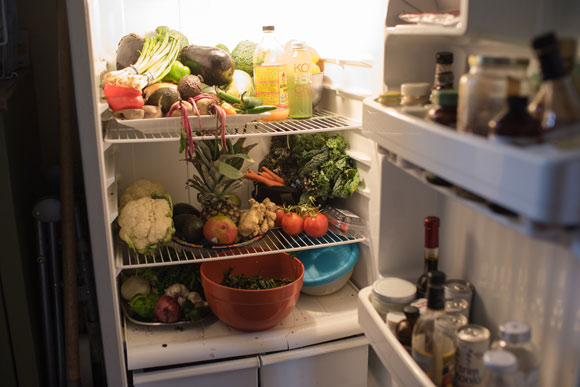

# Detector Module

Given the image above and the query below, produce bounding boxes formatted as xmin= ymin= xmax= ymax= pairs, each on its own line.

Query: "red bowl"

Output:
xmin=201 ymin=253 xmax=304 ymax=332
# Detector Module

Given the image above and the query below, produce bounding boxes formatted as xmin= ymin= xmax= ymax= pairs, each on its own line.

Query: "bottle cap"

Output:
xmin=438 ymin=90 xmax=458 ymax=106
xmin=424 ymin=216 xmax=440 ymax=248
xmin=483 ymin=349 xmax=518 ymax=372
xmin=403 ymin=305 xmax=420 ymax=319
xmin=499 ymin=321 xmax=532 ymax=343
xmin=262 ymin=26 xmax=275 ymax=31
xmin=291 ymin=41 xmax=306 ymax=50
xmin=401 ymin=82 xmax=431 ymax=97
xmin=532 ymin=32 xmax=567 ymax=80
xmin=436 ymin=51 xmax=454 ymax=65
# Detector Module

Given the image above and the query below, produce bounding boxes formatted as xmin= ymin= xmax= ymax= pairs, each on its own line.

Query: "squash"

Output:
xmin=179 ymin=45 xmax=235 ymax=87
xmin=226 ymin=69 xmax=256 ymax=98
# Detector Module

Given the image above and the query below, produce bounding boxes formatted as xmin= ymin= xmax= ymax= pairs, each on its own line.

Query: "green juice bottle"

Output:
xmin=288 ymin=41 xmax=313 ymax=119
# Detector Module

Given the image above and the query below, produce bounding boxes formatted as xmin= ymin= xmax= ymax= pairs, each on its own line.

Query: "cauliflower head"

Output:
xmin=120 ymin=179 xmax=167 ymax=209
xmin=118 ymin=195 xmax=175 ymax=254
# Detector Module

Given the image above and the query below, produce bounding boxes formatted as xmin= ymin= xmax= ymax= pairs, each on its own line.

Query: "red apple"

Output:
xmin=203 ymin=215 xmax=238 ymax=245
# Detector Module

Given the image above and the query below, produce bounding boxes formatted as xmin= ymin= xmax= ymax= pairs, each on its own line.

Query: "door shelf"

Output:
xmin=363 ymin=97 xmax=580 ymax=227
xmin=104 ymin=110 xmax=360 ymax=144
xmin=116 ymin=227 xmax=366 ymax=270
xmin=358 ymin=286 xmax=434 ymax=387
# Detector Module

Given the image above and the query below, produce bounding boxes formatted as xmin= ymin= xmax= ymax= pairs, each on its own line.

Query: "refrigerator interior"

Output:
xmin=67 ymin=0 xmax=580 ymax=385
xmin=68 ymin=0 xmax=389 ymax=385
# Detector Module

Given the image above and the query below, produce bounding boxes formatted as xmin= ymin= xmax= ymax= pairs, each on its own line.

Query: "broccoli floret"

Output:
xmin=155 ymin=26 xmax=189 ymax=50
xmin=231 ymin=40 xmax=258 ymax=76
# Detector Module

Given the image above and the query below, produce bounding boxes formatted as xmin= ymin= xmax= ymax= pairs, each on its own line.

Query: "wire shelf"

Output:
xmin=117 ymin=227 xmax=365 ymax=270
xmin=104 ymin=109 xmax=361 ymax=144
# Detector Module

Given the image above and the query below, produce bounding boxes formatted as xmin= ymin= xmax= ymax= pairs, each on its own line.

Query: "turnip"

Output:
xmin=154 ymin=295 xmax=181 ymax=323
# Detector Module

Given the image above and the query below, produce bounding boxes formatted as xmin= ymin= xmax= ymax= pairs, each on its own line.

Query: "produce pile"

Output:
xmin=221 ymin=267 xmax=294 ymax=290
xmin=120 ymin=261 xmax=210 ymax=324
xmin=259 ymin=133 xmax=361 ymax=205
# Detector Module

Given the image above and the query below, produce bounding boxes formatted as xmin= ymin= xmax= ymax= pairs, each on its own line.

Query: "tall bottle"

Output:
xmin=412 ymin=270 xmax=456 ymax=387
xmin=431 ymin=51 xmax=454 ymax=105
xmin=416 ymin=216 xmax=440 ymax=299
xmin=491 ymin=321 xmax=540 ymax=387
xmin=528 ymin=32 xmax=580 ymax=139
xmin=253 ymin=26 xmax=289 ymax=121
xmin=288 ymin=41 xmax=313 ymax=119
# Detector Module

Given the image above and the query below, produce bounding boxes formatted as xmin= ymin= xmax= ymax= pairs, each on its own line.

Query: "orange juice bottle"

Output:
xmin=253 ymin=26 xmax=289 ymax=121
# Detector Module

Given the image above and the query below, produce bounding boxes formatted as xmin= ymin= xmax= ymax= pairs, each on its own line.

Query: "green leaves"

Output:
xmin=215 ymin=160 xmax=244 ymax=180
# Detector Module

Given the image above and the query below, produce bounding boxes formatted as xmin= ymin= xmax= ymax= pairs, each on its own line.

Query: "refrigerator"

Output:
xmin=66 ymin=0 xmax=580 ymax=386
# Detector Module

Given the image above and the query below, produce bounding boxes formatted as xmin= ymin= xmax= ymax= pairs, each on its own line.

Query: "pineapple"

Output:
xmin=186 ymin=138 xmax=255 ymax=224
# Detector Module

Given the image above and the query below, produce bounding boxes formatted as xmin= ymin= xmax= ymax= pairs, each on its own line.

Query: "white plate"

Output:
xmin=112 ymin=112 xmax=270 ymax=133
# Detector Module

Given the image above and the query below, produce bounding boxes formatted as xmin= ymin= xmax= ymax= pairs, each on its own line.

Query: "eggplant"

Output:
xmin=179 ymin=45 xmax=235 ymax=87
xmin=116 ymin=33 xmax=144 ymax=70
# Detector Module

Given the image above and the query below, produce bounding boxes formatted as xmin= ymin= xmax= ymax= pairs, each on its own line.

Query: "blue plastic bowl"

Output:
xmin=294 ymin=244 xmax=360 ymax=295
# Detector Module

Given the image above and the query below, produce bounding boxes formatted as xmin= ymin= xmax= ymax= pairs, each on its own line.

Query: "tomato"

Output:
xmin=281 ymin=212 xmax=303 ymax=236
xmin=303 ymin=213 xmax=329 ymax=238
xmin=275 ymin=207 xmax=285 ymax=227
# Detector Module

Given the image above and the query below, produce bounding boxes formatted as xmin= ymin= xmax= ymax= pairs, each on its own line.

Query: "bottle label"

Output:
xmin=254 ymin=64 xmax=288 ymax=108
xmin=413 ymin=338 xmax=455 ymax=387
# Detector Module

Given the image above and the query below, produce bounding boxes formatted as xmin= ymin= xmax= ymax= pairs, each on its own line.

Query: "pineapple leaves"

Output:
xmin=215 ymin=160 xmax=244 ymax=180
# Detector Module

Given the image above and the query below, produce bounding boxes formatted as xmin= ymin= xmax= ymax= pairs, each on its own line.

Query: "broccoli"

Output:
xmin=231 ymin=40 xmax=258 ymax=76
xmin=155 ymin=26 xmax=189 ymax=50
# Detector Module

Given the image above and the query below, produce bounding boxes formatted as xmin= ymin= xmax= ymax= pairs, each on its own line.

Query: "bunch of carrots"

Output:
xmin=245 ymin=167 xmax=286 ymax=187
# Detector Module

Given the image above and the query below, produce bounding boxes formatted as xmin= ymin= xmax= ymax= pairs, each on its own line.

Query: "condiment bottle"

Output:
xmin=428 ymin=90 xmax=458 ymax=128
xmin=457 ymin=55 xmax=530 ymax=136
xmin=491 ymin=321 xmax=540 ymax=387
xmin=412 ymin=270 xmax=456 ymax=387
xmin=490 ymin=77 xmax=542 ymax=145
xmin=253 ymin=26 xmax=289 ymax=121
xmin=288 ymin=41 xmax=313 ymax=119
xmin=431 ymin=51 xmax=454 ymax=105
xmin=481 ymin=349 xmax=520 ymax=387
xmin=528 ymin=32 xmax=580 ymax=140
xmin=395 ymin=305 xmax=420 ymax=351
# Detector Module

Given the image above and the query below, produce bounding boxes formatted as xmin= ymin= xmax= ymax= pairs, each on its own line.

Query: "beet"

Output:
xmin=154 ymin=295 xmax=181 ymax=323
xmin=116 ymin=33 xmax=145 ymax=70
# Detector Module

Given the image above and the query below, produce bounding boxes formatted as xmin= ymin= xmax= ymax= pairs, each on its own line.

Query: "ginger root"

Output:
xmin=238 ymin=198 xmax=278 ymax=238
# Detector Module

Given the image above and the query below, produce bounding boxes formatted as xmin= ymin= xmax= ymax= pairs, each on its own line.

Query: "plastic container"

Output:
xmin=401 ymin=82 xmax=431 ymax=106
xmin=288 ymin=41 xmax=313 ymax=119
xmin=324 ymin=206 xmax=366 ymax=237
xmin=370 ymin=277 xmax=416 ymax=318
xmin=200 ymin=253 xmax=304 ymax=332
xmin=253 ymin=26 xmax=289 ymax=121
xmin=294 ymin=243 xmax=359 ymax=296
xmin=386 ymin=311 xmax=405 ymax=332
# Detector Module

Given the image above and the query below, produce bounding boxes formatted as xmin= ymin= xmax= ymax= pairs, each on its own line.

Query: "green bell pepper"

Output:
xmin=162 ymin=60 xmax=191 ymax=83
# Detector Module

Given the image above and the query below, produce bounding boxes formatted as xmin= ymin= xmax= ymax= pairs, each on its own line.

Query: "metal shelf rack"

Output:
xmin=104 ymin=109 xmax=361 ymax=144
xmin=116 ymin=227 xmax=366 ymax=270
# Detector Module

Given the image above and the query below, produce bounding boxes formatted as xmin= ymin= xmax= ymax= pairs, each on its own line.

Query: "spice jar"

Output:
xmin=401 ymin=82 xmax=431 ymax=106
xmin=428 ymin=89 xmax=458 ymax=128
xmin=457 ymin=55 xmax=530 ymax=136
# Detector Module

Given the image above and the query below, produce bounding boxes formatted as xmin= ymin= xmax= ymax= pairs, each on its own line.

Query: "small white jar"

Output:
xmin=370 ymin=277 xmax=416 ymax=318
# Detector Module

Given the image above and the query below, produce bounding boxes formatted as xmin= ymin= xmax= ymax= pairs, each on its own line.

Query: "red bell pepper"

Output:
xmin=104 ymin=83 xmax=144 ymax=112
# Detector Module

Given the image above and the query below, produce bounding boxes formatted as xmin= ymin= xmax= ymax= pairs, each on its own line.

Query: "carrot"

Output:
xmin=244 ymin=171 xmax=284 ymax=187
xmin=260 ymin=167 xmax=285 ymax=184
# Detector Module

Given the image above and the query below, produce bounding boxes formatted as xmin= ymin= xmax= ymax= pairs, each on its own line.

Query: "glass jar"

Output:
xmin=457 ymin=55 xmax=530 ymax=136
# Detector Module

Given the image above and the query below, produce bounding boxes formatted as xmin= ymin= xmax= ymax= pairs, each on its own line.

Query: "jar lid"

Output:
xmin=401 ymin=82 xmax=431 ymax=97
xmin=483 ymin=349 xmax=518 ymax=372
xmin=262 ymin=26 xmax=275 ymax=31
xmin=499 ymin=321 xmax=531 ymax=343
xmin=438 ymin=90 xmax=458 ymax=106
xmin=372 ymin=277 xmax=416 ymax=304
xmin=468 ymin=55 xmax=530 ymax=67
